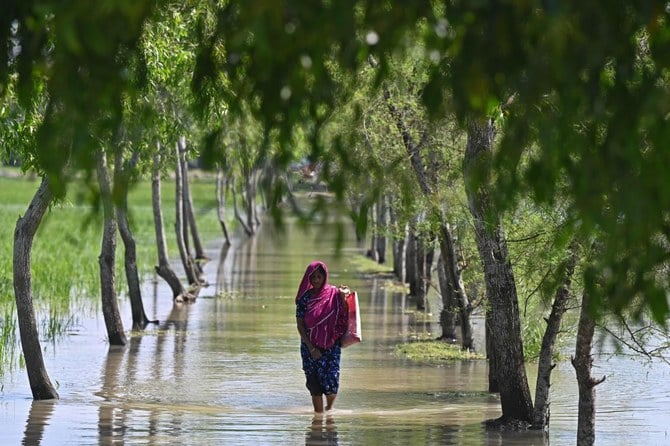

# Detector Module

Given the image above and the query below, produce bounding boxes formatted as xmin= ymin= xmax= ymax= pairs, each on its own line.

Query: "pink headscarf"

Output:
xmin=296 ymin=260 xmax=348 ymax=349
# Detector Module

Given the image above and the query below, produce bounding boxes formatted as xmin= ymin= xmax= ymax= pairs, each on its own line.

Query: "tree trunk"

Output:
xmin=232 ymin=177 xmax=253 ymax=237
xmin=464 ymin=118 xmax=532 ymax=427
xmin=97 ymin=152 xmax=127 ymax=346
xmin=114 ymin=148 xmax=154 ymax=329
xmin=216 ymin=168 xmax=232 ymax=246
xmin=532 ymin=241 xmax=579 ymax=429
xmin=251 ymin=169 xmax=262 ymax=230
xmin=174 ymin=141 xmax=200 ymax=286
xmin=375 ymin=196 xmax=387 ymax=263
xmin=406 ymin=220 xmax=418 ymax=296
xmin=348 ymin=194 xmax=366 ymax=245
xmin=389 ymin=204 xmax=406 ymax=282
xmin=424 ymin=243 xmax=434 ymax=282
xmin=572 ymin=290 xmax=606 ymax=446
xmin=437 ymin=254 xmax=457 ymax=341
xmin=152 ymin=147 xmax=188 ymax=302
xmin=178 ymin=137 xmax=207 ymax=262
xmin=415 ymin=228 xmax=427 ymax=310
xmin=367 ymin=201 xmax=379 ymax=261
xmin=486 ymin=315 xmax=499 ymax=393
xmin=236 ymin=162 xmax=259 ymax=236
xmin=437 ymin=223 xmax=474 ymax=351
xmin=13 ymin=177 xmax=59 ymax=400
xmin=394 ymin=227 xmax=407 ymax=283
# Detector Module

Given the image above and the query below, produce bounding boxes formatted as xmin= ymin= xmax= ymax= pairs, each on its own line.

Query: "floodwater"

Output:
xmin=1 ymin=217 xmax=669 ymax=445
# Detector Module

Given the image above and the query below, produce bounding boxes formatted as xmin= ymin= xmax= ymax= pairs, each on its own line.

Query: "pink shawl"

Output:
xmin=296 ymin=260 xmax=348 ymax=349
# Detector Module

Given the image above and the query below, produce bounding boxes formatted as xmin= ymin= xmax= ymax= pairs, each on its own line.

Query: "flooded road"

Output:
xmin=1 ymin=218 xmax=669 ymax=445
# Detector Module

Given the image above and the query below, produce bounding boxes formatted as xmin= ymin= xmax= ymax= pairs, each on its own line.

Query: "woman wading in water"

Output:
xmin=295 ymin=261 xmax=350 ymax=413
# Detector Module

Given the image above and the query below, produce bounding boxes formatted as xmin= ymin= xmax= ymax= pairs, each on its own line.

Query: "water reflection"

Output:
xmin=97 ymin=346 xmax=126 ymax=443
xmin=215 ymin=243 xmax=231 ymax=294
xmin=22 ymin=400 xmax=55 ymax=445
xmin=305 ymin=414 xmax=338 ymax=446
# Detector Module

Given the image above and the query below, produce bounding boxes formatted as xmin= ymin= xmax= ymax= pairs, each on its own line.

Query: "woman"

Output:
xmin=295 ymin=260 xmax=349 ymax=413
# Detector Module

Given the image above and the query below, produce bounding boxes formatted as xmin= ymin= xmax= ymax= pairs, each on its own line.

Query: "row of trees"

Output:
xmin=3 ymin=2 xmax=670 ymax=445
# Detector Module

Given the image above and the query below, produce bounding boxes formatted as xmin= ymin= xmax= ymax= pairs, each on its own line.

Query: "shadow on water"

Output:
xmin=3 ymin=216 xmax=670 ymax=445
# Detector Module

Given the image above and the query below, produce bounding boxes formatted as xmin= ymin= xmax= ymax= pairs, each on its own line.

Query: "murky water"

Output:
xmin=1 ymin=218 xmax=669 ymax=445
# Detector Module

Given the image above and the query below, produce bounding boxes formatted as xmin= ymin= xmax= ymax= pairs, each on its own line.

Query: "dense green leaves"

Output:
xmin=452 ymin=2 xmax=670 ymax=322
xmin=1 ymin=0 xmax=157 ymax=193
xmin=3 ymin=0 xmax=670 ymax=321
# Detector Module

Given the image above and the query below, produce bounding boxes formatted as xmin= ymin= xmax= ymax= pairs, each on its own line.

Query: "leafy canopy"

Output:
xmin=3 ymin=1 xmax=670 ymax=321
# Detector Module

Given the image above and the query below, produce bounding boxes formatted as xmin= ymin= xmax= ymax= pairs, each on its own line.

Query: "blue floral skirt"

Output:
xmin=300 ymin=342 xmax=341 ymax=395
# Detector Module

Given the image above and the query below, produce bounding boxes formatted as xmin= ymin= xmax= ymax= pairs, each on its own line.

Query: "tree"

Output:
xmin=174 ymin=138 xmax=201 ymax=287
xmin=113 ymin=145 xmax=156 ymax=329
xmin=151 ymin=146 xmax=190 ymax=302
xmin=532 ymin=240 xmax=580 ymax=429
xmin=96 ymin=150 xmax=127 ymax=346
xmin=464 ymin=118 xmax=533 ymax=426
xmin=572 ymin=288 xmax=606 ymax=446
xmin=13 ymin=178 xmax=59 ymax=399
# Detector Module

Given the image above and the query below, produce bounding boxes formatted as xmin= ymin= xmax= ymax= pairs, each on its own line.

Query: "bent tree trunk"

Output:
xmin=114 ymin=149 xmax=153 ymax=329
xmin=117 ymin=201 xmax=152 ymax=328
xmin=13 ymin=178 xmax=59 ymax=400
xmin=464 ymin=118 xmax=533 ymax=426
xmin=152 ymin=148 xmax=188 ymax=301
xmin=572 ymin=290 xmax=606 ymax=446
xmin=97 ymin=152 xmax=127 ymax=346
xmin=532 ymin=241 xmax=579 ymax=430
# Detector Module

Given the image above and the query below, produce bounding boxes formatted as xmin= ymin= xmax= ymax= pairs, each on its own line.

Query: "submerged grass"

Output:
xmin=395 ymin=340 xmax=485 ymax=362
xmin=0 ymin=305 xmax=17 ymax=375
xmin=0 ymin=170 xmax=223 ymax=373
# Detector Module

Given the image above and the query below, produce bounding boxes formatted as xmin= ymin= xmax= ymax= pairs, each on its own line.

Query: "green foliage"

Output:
xmin=1 ymin=0 xmax=160 ymax=193
xmin=4 ymin=0 xmax=670 ymax=322
xmin=436 ymin=3 xmax=670 ymax=322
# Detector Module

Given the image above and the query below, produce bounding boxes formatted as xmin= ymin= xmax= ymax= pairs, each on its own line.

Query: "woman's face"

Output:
xmin=309 ymin=268 xmax=326 ymax=289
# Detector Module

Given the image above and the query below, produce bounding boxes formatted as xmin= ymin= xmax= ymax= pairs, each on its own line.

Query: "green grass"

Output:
xmin=0 ymin=170 xmax=225 ymax=372
xmin=0 ymin=304 xmax=17 ymax=375
xmin=395 ymin=340 xmax=485 ymax=362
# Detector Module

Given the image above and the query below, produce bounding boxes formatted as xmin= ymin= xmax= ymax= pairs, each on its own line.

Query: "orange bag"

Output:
xmin=341 ymin=291 xmax=362 ymax=348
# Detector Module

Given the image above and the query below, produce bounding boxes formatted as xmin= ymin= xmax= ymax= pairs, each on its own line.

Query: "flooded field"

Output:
xmin=1 ymin=218 xmax=669 ymax=445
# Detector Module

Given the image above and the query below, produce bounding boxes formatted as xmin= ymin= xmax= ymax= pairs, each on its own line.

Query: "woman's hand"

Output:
xmin=338 ymin=285 xmax=351 ymax=310
xmin=310 ymin=346 xmax=322 ymax=360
